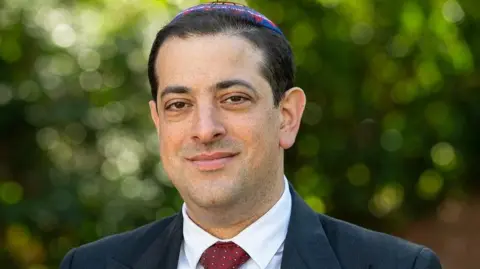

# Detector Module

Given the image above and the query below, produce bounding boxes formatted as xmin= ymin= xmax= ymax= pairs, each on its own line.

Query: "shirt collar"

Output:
xmin=182 ymin=176 xmax=292 ymax=269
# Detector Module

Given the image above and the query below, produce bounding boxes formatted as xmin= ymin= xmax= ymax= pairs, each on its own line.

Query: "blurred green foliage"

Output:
xmin=0 ymin=0 xmax=479 ymax=268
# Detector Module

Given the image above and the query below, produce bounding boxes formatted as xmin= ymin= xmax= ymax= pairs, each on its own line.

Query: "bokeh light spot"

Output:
xmin=442 ymin=0 xmax=464 ymax=23
xmin=78 ymin=8 xmax=105 ymax=39
xmin=388 ymin=35 xmax=410 ymax=58
xmin=431 ymin=142 xmax=456 ymax=167
xmin=121 ymin=177 xmax=142 ymax=199
xmin=18 ymin=80 xmax=42 ymax=102
xmin=6 ymin=224 xmax=30 ymax=250
xmin=36 ymin=128 xmax=60 ymax=150
xmin=391 ymin=80 xmax=417 ymax=104
xmin=0 ymin=84 xmax=13 ymax=105
xmin=416 ymin=61 xmax=442 ymax=89
xmin=417 ymin=169 xmax=444 ymax=200
xmin=50 ymin=53 xmax=76 ymax=76
xmin=78 ymin=49 xmax=101 ymax=71
xmin=350 ymin=23 xmax=374 ymax=45
xmin=127 ymin=49 xmax=146 ymax=73
xmin=140 ymin=179 xmax=161 ymax=201
xmin=103 ymin=72 xmax=125 ymax=88
xmin=305 ymin=196 xmax=326 ymax=213
xmin=51 ymin=24 xmax=76 ymax=48
xmin=383 ymin=111 xmax=406 ymax=131
xmin=369 ymin=183 xmax=404 ymax=217
xmin=380 ymin=129 xmax=403 ymax=152
xmin=0 ymin=181 xmax=24 ymax=205
xmin=79 ymin=71 xmax=103 ymax=91
xmin=45 ymin=8 xmax=71 ymax=31
xmin=101 ymin=160 xmax=121 ymax=181
xmin=347 ymin=163 xmax=371 ymax=186
xmin=102 ymin=102 xmax=126 ymax=123
xmin=402 ymin=2 xmax=424 ymax=35
xmin=49 ymin=141 xmax=74 ymax=171
xmin=65 ymin=123 xmax=87 ymax=145
xmin=291 ymin=21 xmax=315 ymax=48
xmin=116 ymin=149 xmax=140 ymax=176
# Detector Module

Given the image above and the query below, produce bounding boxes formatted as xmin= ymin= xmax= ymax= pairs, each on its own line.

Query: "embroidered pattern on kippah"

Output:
xmin=171 ymin=2 xmax=284 ymax=36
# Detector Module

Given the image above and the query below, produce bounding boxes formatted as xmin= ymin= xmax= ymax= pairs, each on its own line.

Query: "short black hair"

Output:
xmin=147 ymin=8 xmax=295 ymax=106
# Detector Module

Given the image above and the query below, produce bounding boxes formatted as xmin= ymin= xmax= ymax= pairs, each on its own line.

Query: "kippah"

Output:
xmin=171 ymin=1 xmax=284 ymax=36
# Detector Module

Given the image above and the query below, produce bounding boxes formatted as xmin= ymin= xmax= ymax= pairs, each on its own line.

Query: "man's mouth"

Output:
xmin=186 ymin=152 xmax=239 ymax=171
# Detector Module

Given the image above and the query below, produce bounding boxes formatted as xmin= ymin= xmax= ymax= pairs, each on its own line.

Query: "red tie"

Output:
xmin=199 ymin=241 xmax=250 ymax=269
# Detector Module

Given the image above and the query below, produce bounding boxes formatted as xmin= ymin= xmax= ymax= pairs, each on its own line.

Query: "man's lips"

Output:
xmin=186 ymin=152 xmax=239 ymax=171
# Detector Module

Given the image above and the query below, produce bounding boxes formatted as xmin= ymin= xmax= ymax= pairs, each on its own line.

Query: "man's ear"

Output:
xmin=149 ymin=100 xmax=160 ymax=130
xmin=278 ymin=87 xmax=306 ymax=149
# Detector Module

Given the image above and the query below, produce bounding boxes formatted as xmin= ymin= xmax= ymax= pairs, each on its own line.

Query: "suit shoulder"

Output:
xmin=64 ymin=214 xmax=178 ymax=267
xmin=318 ymin=214 xmax=440 ymax=267
xmin=319 ymin=213 xmax=418 ymax=251
xmin=76 ymin=215 xmax=176 ymax=252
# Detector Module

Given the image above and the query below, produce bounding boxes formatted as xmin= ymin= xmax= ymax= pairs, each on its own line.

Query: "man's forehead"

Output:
xmin=158 ymin=34 xmax=261 ymax=62
xmin=155 ymin=34 xmax=264 ymax=83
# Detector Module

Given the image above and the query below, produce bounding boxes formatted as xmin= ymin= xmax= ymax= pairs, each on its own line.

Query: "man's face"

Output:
xmin=149 ymin=34 xmax=299 ymax=210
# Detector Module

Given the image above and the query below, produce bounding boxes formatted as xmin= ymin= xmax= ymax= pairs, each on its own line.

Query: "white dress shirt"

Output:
xmin=177 ymin=176 xmax=292 ymax=269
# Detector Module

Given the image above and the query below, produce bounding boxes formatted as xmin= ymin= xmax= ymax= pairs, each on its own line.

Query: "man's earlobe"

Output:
xmin=279 ymin=87 xmax=306 ymax=149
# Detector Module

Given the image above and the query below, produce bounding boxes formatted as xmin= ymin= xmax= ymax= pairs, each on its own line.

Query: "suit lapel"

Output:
xmin=107 ymin=213 xmax=184 ymax=269
xmin=281 ymin=183 xmax=342 ymax=269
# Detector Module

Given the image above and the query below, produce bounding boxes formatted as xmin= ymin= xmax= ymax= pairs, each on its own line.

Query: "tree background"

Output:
xmin=0 ymin=0 xmax=478 ymax=268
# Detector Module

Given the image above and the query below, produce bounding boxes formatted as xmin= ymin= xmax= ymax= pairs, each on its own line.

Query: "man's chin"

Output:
xmin=188 ymin=188 xmax=241 ymax=209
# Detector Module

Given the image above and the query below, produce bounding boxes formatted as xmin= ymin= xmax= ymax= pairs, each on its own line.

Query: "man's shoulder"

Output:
xmin=60 ymin=214 xmax=178 ymax=269
xmin=317 ymin=213 xmax=441 ymax=268
xmin=78 ymin=214 xmax=176 ymax=253
xmin=319 ymin=213 xmax=418 ymax=250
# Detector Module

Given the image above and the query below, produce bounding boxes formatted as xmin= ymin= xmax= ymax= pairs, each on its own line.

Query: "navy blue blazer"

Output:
xmin=60 ymin=184 xmax=442 ymax=269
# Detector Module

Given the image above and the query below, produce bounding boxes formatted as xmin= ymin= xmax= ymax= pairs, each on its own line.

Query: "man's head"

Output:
xmin=148 ymin=2 xmax=294 ymax=107
xmin=148 ymin=2 xmax=306 ymax=216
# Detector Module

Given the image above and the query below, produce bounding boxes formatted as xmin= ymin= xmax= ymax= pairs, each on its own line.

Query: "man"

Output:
xmin=60 ymin=2 xmax=442 ymax=269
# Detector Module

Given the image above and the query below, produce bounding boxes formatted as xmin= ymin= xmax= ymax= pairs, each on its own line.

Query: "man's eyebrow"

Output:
xmin=159 ymin=79 xmax=258 ymax=100
xmin=214 ymin=79 xmax=259 ymax=96
xmin=159 ymin=85 xmax=191 ymax=100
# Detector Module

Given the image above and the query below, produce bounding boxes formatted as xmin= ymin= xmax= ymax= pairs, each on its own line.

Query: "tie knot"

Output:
xmin=199 ymin=241 xmax=250 ymax=269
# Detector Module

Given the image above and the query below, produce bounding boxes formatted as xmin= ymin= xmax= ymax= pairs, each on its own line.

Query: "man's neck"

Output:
xmin=185 ymin=176 xmax=286 ymax=239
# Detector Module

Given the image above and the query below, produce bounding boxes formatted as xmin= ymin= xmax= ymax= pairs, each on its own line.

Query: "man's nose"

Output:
xmin=191 ymin=104 xmax=226 ymax=144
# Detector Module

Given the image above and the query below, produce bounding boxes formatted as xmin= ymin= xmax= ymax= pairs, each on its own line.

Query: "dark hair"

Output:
xmin=147 ymin=9 xmax=295 ymax=107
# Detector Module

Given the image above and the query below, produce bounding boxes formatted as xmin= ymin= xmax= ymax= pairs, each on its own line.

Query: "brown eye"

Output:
xmin=165 ymin=101 xmax=190 ymax=111
xmin=224 ymin=95 xmax=248 ymax=104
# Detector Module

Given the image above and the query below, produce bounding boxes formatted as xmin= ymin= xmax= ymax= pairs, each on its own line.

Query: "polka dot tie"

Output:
xmin=199 ymin=241 xmax=250 ymax=269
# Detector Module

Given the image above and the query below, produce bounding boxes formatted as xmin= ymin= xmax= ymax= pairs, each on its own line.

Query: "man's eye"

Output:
xmin=224 ymin=96 xmax=248 ymax=103
xmin=165 ymin=102 xmax=190 ymax=110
